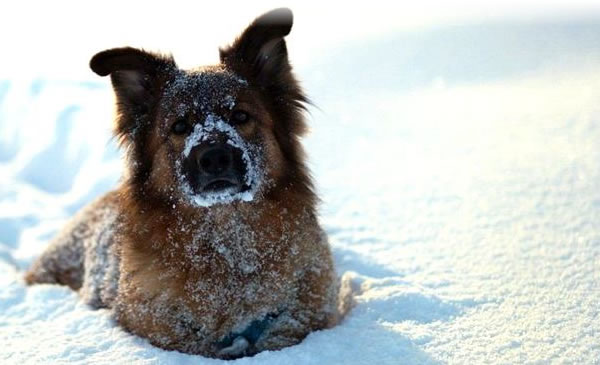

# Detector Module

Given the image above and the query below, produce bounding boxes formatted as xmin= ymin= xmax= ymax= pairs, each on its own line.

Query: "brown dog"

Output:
xmin=25 ymin=8 xmax=341 ymax=359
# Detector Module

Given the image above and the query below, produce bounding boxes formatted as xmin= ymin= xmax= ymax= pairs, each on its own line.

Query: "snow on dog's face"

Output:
xmin=90 ymin=10 xmax=314 ymax=208
xmin=160 ymin=68 xmax=264 ymax=207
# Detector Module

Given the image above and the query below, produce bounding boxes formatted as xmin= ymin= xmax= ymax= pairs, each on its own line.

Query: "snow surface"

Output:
xmin=2 ymin=19 xmax=600 ymax=364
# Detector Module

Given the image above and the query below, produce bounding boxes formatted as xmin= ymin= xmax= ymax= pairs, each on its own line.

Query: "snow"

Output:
xmin=2 ymin=16 xmax=600 ymax=365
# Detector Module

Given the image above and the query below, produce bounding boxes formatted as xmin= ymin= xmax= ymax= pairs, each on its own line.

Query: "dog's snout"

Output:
xmin=197 ymin=146 xmax=233 ymax=175
xmin=186 ymin=144 xmax=247 ymax=194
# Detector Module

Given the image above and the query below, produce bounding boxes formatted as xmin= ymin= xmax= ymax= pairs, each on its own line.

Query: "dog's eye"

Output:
xmin=171 ymin=119 xmax=190 ymax=135
xmin=230 ymin=110 xmax=250 ymax=125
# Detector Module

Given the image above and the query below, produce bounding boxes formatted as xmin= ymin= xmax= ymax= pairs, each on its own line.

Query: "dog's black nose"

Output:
xmin=187 ymin=144 xmax=248 ymax=194
xmin=197 ymin=146 xmax=233 ymax=175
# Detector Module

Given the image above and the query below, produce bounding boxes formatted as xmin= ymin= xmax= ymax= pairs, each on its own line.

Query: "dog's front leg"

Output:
xmin=253 ymin=255 xmax=340 ymax=352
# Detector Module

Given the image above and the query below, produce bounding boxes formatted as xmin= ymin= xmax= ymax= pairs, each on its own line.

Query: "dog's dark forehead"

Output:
xmin=163 ymin=66 xmax=247 ymax=117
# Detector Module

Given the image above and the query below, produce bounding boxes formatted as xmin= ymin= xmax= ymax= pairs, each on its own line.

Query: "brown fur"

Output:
xmin=25 ymin=8 xmax=341 ymax=359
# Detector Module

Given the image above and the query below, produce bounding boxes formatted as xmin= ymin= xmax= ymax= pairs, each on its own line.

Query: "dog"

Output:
xmin=24 ymin=8 xmax=342 ymax=359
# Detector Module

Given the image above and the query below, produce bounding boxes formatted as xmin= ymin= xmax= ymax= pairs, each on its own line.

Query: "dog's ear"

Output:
xmin=90 ymin=47 xmax=175 ymax=114
xmin=220 ymin=8 xmax=294 ymax=89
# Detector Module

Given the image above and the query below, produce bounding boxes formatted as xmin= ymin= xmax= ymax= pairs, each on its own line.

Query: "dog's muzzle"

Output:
xmin=187 ymin=144 xmax=249 ymax=194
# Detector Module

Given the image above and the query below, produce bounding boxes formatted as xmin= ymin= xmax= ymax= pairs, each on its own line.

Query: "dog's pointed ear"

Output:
xmin=220 ymin=8 xmax=294 ymax=88
xmin=90 ymin=47 xmax=175 ymax=113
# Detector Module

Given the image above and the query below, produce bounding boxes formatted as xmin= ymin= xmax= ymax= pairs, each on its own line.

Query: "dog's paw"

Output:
xmin=217 ymin=336 xmax=249 ymax=358
xmin=215 ymin=313 xmax=278 ymax=358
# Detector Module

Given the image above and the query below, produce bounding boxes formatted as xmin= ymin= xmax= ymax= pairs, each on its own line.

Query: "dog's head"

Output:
xmin=90 ymin=8 xmax=313 ymax=208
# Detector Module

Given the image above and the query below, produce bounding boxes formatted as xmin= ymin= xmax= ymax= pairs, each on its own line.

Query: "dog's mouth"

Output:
xmin=203 ymin=179 xmax=237 ymax=192
xmin=201 ymin=177 xmax=249 ymax=194
xmin=179 ymin=142 xmax=258 ymax=207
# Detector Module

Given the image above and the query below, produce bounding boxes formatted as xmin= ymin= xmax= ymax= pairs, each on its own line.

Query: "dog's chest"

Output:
xmin=172 ymin=209 xmax=300 ymax=302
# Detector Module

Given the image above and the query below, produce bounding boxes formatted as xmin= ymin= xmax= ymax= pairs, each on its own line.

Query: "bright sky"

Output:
xmin=1 ymin=0 xmax=599 ymax=79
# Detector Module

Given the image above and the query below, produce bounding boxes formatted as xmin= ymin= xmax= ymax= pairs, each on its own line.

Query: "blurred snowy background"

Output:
xmin=1 ymin=1 xmax=600 ymax=364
